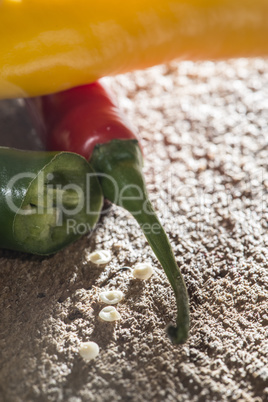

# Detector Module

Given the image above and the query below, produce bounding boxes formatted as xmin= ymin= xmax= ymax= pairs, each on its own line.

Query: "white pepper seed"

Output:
xmin=99 ymin=290 xmax=124 ymax=305
xmin=86 ymin=250 xmax=112 ymax=265
xmin=79 ymin=341 xmax=99 ymax=361
xmin=132 ymin=263 xmax=154 ymax=280
xmin=99 ymin=306 xmax=121 ymax=322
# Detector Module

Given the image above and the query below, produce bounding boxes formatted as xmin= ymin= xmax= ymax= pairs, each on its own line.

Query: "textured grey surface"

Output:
xmin=0 ymin=59 xmax=268 ymax=402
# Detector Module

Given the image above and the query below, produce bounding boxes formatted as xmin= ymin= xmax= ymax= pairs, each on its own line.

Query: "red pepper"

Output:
xmin=39 ymin=82 xmax=137 ymax=158
xmin=30 ymin=82 xmax=190 ymax=344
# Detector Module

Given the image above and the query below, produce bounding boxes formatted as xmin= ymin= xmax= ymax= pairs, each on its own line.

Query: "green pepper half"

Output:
xmin=0 ymin=147 xmax=103 ymax=255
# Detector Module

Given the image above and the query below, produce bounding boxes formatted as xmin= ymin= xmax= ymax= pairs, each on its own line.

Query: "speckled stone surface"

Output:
xmin=0 ymin=59 xmax=268 ymax=402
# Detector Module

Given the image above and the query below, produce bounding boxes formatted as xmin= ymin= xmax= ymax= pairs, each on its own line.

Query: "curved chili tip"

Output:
xmin=29 ymin=82 xmax=190 ymax=341
xmin=90 ymin=139 xmax=190 ymax=344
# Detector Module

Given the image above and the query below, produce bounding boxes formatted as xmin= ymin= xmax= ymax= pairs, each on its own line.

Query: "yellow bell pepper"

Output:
xmin=1 ymin=0 xmax=268 ymax=99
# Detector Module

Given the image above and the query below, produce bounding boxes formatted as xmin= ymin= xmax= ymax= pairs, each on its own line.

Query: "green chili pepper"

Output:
xmin=33 ymin=82 xmax=190 ymax=343
xmin=0 ymin=147 xmax=103 ymax=255
xmin=90 ymin=139 xmax=190 ymax=344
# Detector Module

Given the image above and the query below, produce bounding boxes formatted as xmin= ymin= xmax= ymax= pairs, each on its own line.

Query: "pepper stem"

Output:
xmin=90 ymin=139 xmax=189 ymax=344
